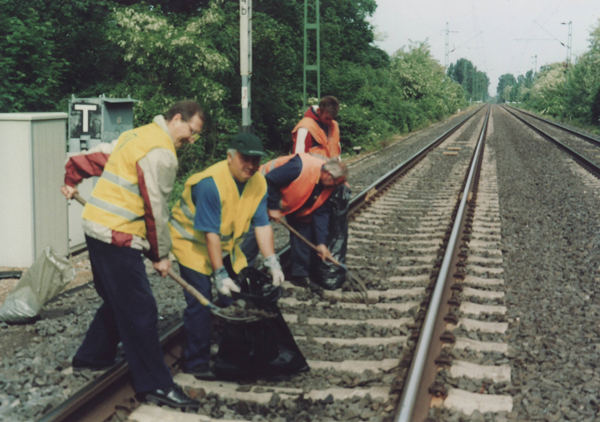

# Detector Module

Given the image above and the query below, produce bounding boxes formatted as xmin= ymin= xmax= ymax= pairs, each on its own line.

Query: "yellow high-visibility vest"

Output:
xmin=83 ymin=123 xmax=176 ymax=238
xmin=169 ymin=160 xmax=267 ymax=275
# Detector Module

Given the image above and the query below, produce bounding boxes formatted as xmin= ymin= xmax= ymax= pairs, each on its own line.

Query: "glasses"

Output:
xmin=186 ymin=122 xmax=200 ymax=142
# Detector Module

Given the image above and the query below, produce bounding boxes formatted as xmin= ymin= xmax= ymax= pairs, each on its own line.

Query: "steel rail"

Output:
xmin=278 ymin=105 xmax=485 ymax=264
xmin=505 ymin=105 xmax=600 ymax=147
xmin=35 ymin=105 xmax=484 ymax=422
xmin=394 ymin=106 xmax=491 ymax=422
xmin=35 ymin=321 xmax=184 ymax=422
xmin=502 ymin=106 xmax=600 ymax=176
xmin=347 ymin=107 xmax=484 ymax=216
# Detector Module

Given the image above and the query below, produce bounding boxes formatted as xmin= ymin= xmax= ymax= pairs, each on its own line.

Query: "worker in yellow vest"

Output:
xmin=169 ymin=133 xmax=284 ymax=380
xmin=291 ymin=96 xmax=341 ymax=160
xmin=60 ymin=100 xmax=204 ymax=409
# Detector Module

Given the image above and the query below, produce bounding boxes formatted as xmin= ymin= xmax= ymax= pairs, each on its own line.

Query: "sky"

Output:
xmin=369 ymin=0 xmax=600 ymax=97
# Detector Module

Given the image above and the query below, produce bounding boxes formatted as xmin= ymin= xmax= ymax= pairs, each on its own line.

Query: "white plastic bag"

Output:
xmin=0 ymin=246 xmax=76 ymax=323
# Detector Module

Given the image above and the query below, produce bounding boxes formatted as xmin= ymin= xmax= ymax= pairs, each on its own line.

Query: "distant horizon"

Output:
xmin=369 ymin=0 xmax=600 ymax=97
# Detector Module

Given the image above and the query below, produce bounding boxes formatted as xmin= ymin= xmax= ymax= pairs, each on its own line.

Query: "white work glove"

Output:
xmin=213 ymin=266 xmax=240 ymax=297
xmin=263 ymin=255 xmax=284 ymax=287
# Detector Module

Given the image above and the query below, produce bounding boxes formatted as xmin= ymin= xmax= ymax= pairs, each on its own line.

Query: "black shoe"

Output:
xmin=185 ymin=363 xmax=216 ymax=381
xmin=72 ymin=357 xmax=114 ymax=372
xmin=289 ymin=275 xmax=310 ymax=287
xmin=142 ymin=383 xmax=201 ymax=408
xmin=290 ymin=276 xmax=322 ymax=291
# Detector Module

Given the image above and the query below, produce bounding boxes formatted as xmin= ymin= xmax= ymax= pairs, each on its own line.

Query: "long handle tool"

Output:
xmin=278 ymin=219 xmax=369 ymax=304
xmin=72 ymin=194 xmax=265 ymax=322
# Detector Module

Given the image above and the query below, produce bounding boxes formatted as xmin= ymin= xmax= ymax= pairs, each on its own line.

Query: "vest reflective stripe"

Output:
xmin=83 ymin=123 xmax=176 ymax=238
xmin=309 ymin=151 xmax=329 ymax=160
xmin=179 ymin=200 xmax=195 ymax=221
xmin=169 ymin=160 xmax=267 ymax=275
xmin=260 ymin=153 xmax=333 ymax=217
xmin=292 ymin=117 xmax=341 ymax=159
xmin=101 ymin=170 xmax=141 ymax=196
xmin=169 ymin=216 xmax=195 ymax=241
xmin=88 ymin=196 xmax=143 ymax=222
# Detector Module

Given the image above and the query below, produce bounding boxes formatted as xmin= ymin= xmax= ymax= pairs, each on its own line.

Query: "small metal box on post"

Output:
xmin=67 ymin=95 xmax=137 ymax=252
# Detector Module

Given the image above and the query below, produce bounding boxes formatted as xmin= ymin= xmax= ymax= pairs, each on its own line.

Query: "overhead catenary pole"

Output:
xmin=442 ymin=23 xmax=458 ymax=69
xmin=563 ymin=21 xmax=572 ymax=67
xmin=303 ymin=0 xmax=320 ymax=110
xmin=240 ymin=0 xmax=252 ymax=132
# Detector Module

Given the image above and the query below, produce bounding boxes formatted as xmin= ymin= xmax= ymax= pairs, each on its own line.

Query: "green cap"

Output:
xmin=229 ymin=133 xmax=267 ymax=157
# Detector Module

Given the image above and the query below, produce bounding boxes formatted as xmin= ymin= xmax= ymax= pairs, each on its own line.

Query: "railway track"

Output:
xmin=2 ymin=104 xmax=595 ymax=422
xmin=28 ymin=103 xmax=600 ymax=422
xmin=35 ymin=105 xmax=501 ymax=422
xmin=502 ymin=106 xmax=600 ymax=173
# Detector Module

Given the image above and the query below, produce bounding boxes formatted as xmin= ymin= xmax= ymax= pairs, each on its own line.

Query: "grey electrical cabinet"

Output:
xmin=68 ymin=95 xmax=137 ymax=152
xmin=67 ymin=96 xmax=137 ymax=252
xmin=0 ymin=113 xmax=69 ymax=267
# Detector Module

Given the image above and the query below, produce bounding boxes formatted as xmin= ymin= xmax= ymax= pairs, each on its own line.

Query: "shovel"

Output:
xmin=72 ymin=193 xmax=267 ymax=323
xmin=278 ymin=219 xmax=369 ymax=304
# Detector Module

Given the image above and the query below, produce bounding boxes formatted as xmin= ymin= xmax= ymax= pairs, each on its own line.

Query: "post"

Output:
xmin=444 ymin=22 xmax=449 ymax=69
xmin=240 ymin=0 xmax=252 ymax=132
xmin=303 ymin=0 xmax=320 ymax=110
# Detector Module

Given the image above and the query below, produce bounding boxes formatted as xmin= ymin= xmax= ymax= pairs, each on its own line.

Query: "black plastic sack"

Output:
xmin=311 ymin=184 xmax=351 ymax=290
xmin=214 ymin=267 xmax=309 ymax=380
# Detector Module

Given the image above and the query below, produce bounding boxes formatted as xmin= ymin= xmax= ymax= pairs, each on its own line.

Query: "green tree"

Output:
xmin=0 ymin=0 xmax=65 ymax=112
xmin=528 ymin=63 xmax=566 ymax=115
xmin=562 ymin=19 xmax=600 ymax=124
xmin=496 ymin=74 xmax=517 ymax=102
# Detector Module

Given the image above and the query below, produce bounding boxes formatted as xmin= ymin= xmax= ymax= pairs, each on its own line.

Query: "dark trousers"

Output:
xmin=287 ymin=215 xmax=314 ymax=278
xmin=179 ymin=263 xmax=232 ymax=370
xmin=241 ymin=219 xmax=313 ymax=277
xmin=240 ymin=225 xmax=258 ymax=267
xmin=75 ymin=236 xmax=173 ymax=393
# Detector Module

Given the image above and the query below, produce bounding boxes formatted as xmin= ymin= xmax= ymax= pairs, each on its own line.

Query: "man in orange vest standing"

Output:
xmin=260 ymin=153 xmax=348 ymax=286
xmin=292 ymin=96 xmax=341 ymax=160
xmin=291 ymin=96 xmax=352 ymax=289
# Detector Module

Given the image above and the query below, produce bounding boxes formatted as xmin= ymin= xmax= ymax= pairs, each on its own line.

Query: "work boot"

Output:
xmin=290 ymin=275 xmax=321 ymax=292
xmin=142 ymin=383 xmax=201 ymax=408
xmin=289 ymin=275 xmax=310 ymax=287
xmin=72 ymin=357 xmax=115 ymax=372
xmin=185 ymin=363 xmax=217 ymax=381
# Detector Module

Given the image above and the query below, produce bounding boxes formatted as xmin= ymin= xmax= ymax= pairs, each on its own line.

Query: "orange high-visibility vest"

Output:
xmin=260 ymin=153 xmax=333 ymax=217
xmin=291 ymin=117 xmax=340 ymax=159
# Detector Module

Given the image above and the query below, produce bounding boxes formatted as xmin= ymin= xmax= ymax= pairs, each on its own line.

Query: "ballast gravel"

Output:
xmin=486 ymin=107 xmax=600 ymax=421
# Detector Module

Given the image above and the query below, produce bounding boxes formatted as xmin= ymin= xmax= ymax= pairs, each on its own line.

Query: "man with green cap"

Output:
xmin=169 ymin=133 xmax=284 ymax=380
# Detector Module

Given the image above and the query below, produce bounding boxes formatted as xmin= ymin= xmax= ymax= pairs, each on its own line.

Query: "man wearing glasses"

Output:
xmin=60 ymin=100 xmax=204 ymax=409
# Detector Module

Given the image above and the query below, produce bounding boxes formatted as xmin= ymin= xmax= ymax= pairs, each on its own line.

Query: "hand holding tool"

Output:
xmin=278 ymin=219 xmax=369 ymax=303
xmin=71 ymin=193 xmax=265 ymax=322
